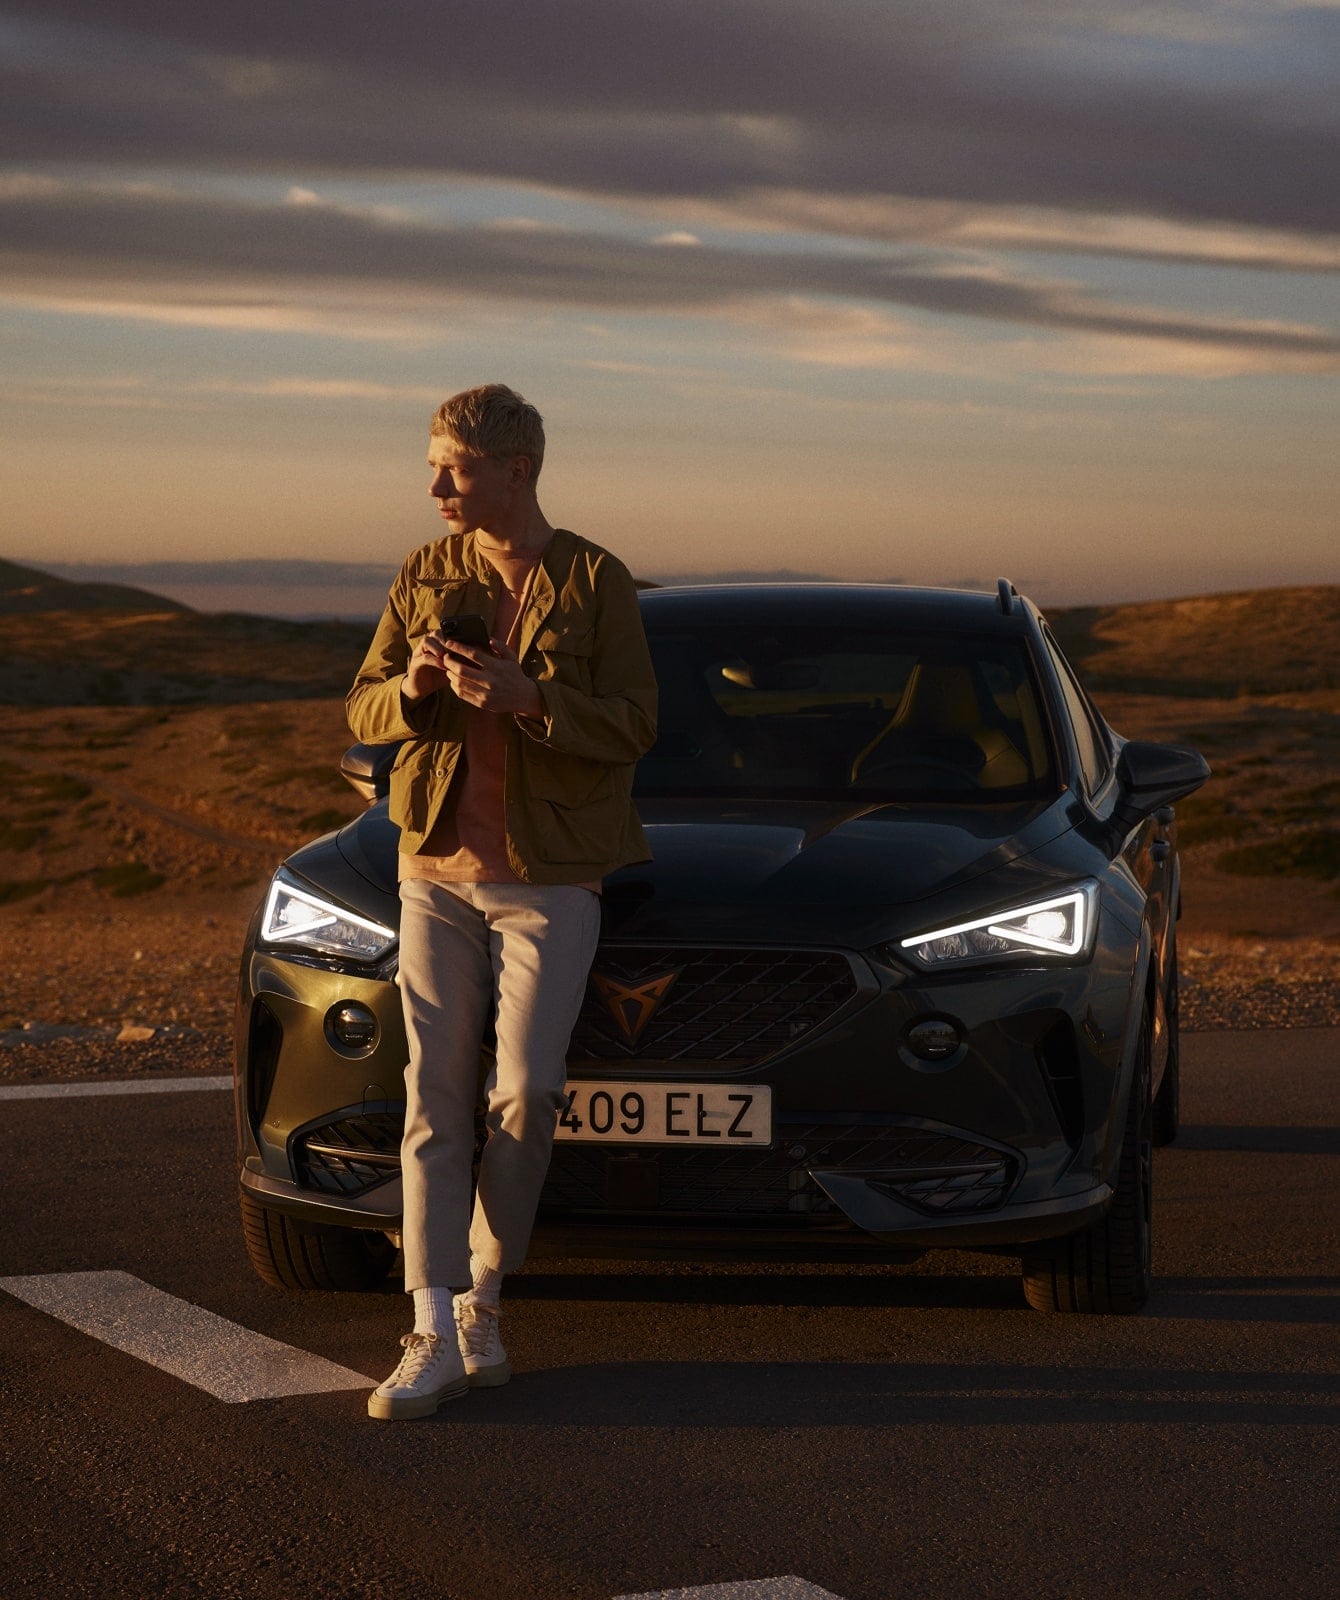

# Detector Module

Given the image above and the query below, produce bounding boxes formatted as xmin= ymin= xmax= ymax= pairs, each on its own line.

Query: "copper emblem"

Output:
xmin=590 ymin=970 xmax=681 ymax=1045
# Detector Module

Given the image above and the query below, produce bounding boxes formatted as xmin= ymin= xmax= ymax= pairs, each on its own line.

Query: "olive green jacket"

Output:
xmin=346 ymin=528 xmax=658 ymax=883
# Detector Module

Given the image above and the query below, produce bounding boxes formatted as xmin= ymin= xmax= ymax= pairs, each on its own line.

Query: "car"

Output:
xmin=234 ymin=580 xmax=1209 ymax=1313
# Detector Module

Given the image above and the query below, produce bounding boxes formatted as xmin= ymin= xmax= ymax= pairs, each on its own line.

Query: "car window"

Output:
xmin=1042 ymin=629 xmax=1111 ymax=796
xmin=637 ymin=625 xmax=1057 ymax=801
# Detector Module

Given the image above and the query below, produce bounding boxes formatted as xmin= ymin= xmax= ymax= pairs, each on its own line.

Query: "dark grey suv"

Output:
xmin=234 ymin=581 xmax=1208 ymax=1313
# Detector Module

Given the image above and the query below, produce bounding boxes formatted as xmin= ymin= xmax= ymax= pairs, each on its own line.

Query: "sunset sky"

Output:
xmin=2 ymin=0 xmax=1337 ymax=608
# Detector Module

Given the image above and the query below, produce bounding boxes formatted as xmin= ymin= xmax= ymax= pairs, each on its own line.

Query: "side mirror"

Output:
xmin=1112 ymin=740 xmax=1210 ymax=834
xmin=340 ymin=741 xmax=403 ymax=805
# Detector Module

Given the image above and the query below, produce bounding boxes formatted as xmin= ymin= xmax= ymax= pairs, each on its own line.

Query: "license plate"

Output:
xmin=555 ymin=1081 xmax=773 ymax=1145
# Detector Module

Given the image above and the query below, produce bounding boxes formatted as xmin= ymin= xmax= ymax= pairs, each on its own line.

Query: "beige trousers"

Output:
xmin=396 ymin=878 xmax=601 ymax=1291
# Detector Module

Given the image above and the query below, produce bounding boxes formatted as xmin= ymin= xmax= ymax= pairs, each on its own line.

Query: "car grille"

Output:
xmin=540 ymin=1120 xmax=1019 ymax=1218
xmin=294 ymin=1110 xmax=403 ymax=1195
xmin=570 ymin=946 xmax=859 ymax=1066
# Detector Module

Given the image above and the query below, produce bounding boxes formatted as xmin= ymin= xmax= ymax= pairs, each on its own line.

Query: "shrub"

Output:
xmin=93 ymin=862 xmax=167 ymax=897
xmin=0 ymin=878 xmax=48 ymax=904
xmin=1216 ymin=828 xmax=1340 ymax=880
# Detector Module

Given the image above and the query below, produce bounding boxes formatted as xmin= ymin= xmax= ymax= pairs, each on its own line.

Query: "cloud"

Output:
xmin=1 ymin=1 xmax=1337 ymax=235
xmin=644 ymin=190 xmax=1340 ymax=273
xmin=2 ymin=2 xmax=1335 ymax=397
xmin=222 ymin=376 xmax=441 ymax=401
xmin=727 ymin=296 xmax=1333 ymax=379
xmin=1 ymin=177 xmax=1335 ymax=369
xmin=2 ymin=371 xmax=449 ymax=417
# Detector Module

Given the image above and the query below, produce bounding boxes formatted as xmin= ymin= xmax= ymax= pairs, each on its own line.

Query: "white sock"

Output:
xmin=411 ymin=1287 xmax=455 ymax=1338
xmin=465 ymin=1257 xmax=503 ymax=1309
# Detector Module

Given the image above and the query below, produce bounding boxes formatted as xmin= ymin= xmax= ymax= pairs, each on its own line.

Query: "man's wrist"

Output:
xmin=513 ymin=679 xmax=547 ymax=729
xmin=400 ymin=676 xmax=435 ymax=715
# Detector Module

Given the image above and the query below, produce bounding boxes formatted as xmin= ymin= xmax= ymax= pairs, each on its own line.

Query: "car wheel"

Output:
xmin=240 ymin=1190 xmax=398 ymax=1292
xmin=1021 ymin=1010 xmax=1153 ymax=1314
xmin=1151 ymin=941 xmax=1181 ymax=1147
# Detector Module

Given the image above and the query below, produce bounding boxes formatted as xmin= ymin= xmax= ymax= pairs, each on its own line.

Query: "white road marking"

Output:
xmin=615 ymin=1581 xmax=845 ymax=1599
xmin=0 ymin=1271 xmax=373 ymax=1402
xmin=0 ymin=1075 xmax=232 ymax=1101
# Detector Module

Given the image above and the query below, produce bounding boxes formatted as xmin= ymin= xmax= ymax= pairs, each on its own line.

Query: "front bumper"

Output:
xmin=236 ymin=915 xmax=1141 ymax=1257
xmin=240 ymin=1163 xmax=402 ymax=1230
xmin=238 ymin=1156 xmax=1111 ymax=1252
xmin=809 ymin=1172 xmax=1112 ymax=1247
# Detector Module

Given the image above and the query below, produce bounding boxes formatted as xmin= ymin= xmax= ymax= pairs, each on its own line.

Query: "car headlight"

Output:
xmin=258 ymin=869 xmax=397 ymax=962
xmin=898 ymin=883 xmax=1097 ymax=969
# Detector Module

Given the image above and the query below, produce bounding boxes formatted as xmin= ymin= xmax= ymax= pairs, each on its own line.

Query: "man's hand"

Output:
xmin=441 ymin=638 xmax=545 ymax=720
xmin=402 ymin=631 xmax=452 ymax=703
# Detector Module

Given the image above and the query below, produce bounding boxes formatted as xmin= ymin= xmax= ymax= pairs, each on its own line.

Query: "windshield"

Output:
xmin=636 ymin=624 xmax=1056 ymax=802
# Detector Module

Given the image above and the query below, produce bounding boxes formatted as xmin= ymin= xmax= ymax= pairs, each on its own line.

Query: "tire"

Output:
xmin=1151 ymin=941 xmax=1181 ymax=1147
xmin=1021 ymin=1010 xmax=1153 ymax=1314
xmin=240 ymin=1189 xmax=398 ymax=1292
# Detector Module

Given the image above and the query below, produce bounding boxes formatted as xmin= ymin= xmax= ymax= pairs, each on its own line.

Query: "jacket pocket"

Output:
xmin=522 ymin=746 xmax=619 ymax=863
xmin=388 ymin=755 xmax=423 ymax=835
xmin=531 ymin=622 xmax=594 ymax=655
xmin=389 ymin=740 xmax=459 ymax=838
xmin=409 ymin=579 xmax=470 ymax=637
xmin=531 ymin=622 xmax=595 ymax=692
xmin=525 ymin=745 xmax=611 ymax=808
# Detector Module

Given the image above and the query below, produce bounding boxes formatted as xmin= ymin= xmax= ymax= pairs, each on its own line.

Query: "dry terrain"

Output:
xmin=1 ymin=563 xmax=1336 ymax=1082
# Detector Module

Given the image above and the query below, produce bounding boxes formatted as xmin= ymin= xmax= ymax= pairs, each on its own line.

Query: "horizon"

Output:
xmin=2 ymin=4 xmax=1337 ymax=596
xmin=24 ymin=555 xmax=1337 ymax=623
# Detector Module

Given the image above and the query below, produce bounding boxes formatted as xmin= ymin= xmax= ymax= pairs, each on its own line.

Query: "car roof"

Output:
xmin=637 ymin=581 xmax=1036 ymax=632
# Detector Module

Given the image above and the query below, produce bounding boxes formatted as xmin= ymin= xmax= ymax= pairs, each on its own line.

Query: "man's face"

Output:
xmin=427 ymin=435 xmax=521 ymax=535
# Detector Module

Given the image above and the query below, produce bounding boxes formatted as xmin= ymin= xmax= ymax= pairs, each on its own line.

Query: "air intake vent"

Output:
xmin=294 ymin=1109 xmax=404 ymax=1195
xmin=245 ymin=998 xmax=283 ymax=1137
xmin=1036 ymin=1017 xmax=1085 ymax=1147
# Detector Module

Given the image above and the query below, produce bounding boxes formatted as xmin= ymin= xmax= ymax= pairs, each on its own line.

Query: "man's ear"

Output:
xmin=507 ymin=454 xmax=533 ymax=487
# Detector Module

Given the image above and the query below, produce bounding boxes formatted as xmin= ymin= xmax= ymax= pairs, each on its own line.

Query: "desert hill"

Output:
xmin=1046 ymin=586 xmax=1338 ymax=698
xmin=0 ymin=557 xmax=191 ymax=617
xmin=1 ymin=558 xmax=370 ymax=704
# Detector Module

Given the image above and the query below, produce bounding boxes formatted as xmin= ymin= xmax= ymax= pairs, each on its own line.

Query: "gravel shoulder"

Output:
xmin=0 ymin=1030 xmax=232 ymax=1085
xmin=1180 ymin=935 xmax=1339 ymax=1031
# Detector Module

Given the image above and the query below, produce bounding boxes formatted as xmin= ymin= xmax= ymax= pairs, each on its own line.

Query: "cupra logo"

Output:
xmin=590 ymin=970 xmax=681 ymax=1045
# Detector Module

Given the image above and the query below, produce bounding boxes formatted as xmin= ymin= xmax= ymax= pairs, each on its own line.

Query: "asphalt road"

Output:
xmin=1 ymin=1030 xmax=1336 ymax=1600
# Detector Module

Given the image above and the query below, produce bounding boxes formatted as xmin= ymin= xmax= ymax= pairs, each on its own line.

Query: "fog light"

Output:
xmin=905 ymin=1017 xmax=961 ymax=1062
xmin=326 ymin=1001 xmax=379 ymax=1055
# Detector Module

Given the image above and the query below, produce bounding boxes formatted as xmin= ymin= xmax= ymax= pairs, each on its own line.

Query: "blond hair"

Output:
xmin=431 ymin=384 xmax=546 ymax=483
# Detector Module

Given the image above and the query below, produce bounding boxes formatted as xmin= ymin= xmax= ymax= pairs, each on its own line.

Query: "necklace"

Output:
xmin=474 ymin=528 xmax=551 ymax=559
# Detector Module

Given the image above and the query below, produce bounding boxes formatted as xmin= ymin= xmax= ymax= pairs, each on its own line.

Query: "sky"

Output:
xmin=2 ymin=0 xmax=1337 ymax=610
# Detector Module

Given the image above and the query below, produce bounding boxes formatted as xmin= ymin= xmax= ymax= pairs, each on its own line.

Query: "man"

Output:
xmin=347 ymin=385 xmax=657 ymax=1421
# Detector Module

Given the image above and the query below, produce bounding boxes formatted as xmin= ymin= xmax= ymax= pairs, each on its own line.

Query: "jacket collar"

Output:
xmin=517 ymin=529 xmax=575 ymax=659
xmin=429 ymin=529 xmax=575 ymax=656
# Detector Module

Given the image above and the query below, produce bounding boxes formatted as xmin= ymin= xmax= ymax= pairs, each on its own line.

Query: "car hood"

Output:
xmin=334 ymin=793 xmax=1081 ymax=948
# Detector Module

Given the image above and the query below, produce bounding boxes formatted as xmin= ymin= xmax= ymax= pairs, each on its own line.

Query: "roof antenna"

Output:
xmin=996 ymin=578 xmax=1018 ymax=615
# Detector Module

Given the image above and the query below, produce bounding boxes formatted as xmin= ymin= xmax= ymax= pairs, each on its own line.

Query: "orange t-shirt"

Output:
xmin=401 ymin=549 xmax=538 ymax=883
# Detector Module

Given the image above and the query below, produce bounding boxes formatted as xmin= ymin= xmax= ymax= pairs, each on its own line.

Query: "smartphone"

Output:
xmin=436 ymin=613 xmax=492 ymax=649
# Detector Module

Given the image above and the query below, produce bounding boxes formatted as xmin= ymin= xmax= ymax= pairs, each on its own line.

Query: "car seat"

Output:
xmin=849 ymin=661 xmax=1030 ymax=789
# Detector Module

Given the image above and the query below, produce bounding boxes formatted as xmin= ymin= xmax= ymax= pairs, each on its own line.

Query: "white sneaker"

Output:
xmin=454 ymin=1296 xmax=510 ymax=1388
xmin=367 ymin=1331 xmax=468 ymax=1420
